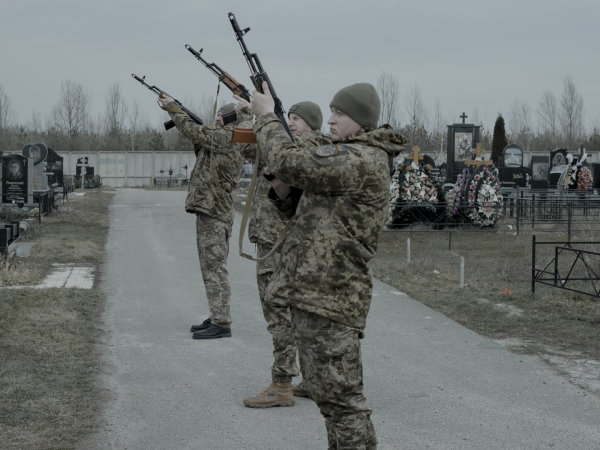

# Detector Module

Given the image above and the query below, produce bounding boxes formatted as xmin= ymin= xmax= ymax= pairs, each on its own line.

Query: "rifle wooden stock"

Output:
xmin=232 ymin=127 xmax=257 ymax=143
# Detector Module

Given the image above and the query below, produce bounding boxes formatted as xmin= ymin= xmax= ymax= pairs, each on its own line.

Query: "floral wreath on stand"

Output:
xmin=386 ymin=158 xmax=442 ymax=227
xmin=467 ymin=166 xmax=503 ymax=227
xmin=577 ymin=166 xmax=591 ymax=191
xmin=445 ymin=168 xmax=469 ymax=223
xmin=564 ymin=162 xmax=577 ymax=190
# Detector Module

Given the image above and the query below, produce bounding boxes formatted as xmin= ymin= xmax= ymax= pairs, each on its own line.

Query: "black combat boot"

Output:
xmin=192 ymin=323 xmax=231 ymax=339
xmin=190 ymin=317 xmax=211 ymax=332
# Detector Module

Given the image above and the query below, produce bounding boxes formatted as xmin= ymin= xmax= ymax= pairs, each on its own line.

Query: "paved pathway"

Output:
xmin=85 ymin=189 xmax=600 ymax=450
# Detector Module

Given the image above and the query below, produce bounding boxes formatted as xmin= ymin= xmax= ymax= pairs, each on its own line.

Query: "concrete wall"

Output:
xmin=57 ymin=152 xmax=197 ymax=187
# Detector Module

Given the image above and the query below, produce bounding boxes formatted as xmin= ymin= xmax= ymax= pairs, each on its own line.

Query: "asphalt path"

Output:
xmin=85 ymin=189 xmax=600 ymax=450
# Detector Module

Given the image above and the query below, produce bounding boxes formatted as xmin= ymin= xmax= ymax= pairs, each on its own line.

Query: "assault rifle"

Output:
xmin=184 ymin=44 xmax=252 ymax=125
xmin=228 ymin=12 xmax=295 ymax=142
xmin=131 ymin=74 xmax=203 ymax=131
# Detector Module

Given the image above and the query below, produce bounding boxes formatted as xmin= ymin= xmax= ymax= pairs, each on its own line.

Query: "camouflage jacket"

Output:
xmin=240 ymin=131 xmax=332 ymax=246
xmin=254 ymin=113 xmax=406 ymax=333
xmin=168 ymin=104 xmax=253 ymax=224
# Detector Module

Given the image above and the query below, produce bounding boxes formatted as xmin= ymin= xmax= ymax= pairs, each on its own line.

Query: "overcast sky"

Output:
xmin=1 ymin=0 xmax=599 ymax=133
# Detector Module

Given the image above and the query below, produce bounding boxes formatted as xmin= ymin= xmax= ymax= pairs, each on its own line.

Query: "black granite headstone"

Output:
xmin=422 ymin=155 xmax=436 ymax=168
xmin=550 ymin=148 xmax=568 ymax=170
xmin=499 ymin=167 xmax=527 ymax=187
xmin=46 ymin=147 xmax=64 ymax=186
xmin=2 ymin=154 xmax=29 ymax=203
xmin=531 ymin=155 xmax=549 ymax=189
xmin=593 ymin=164 xmax=600 ymax=190
xmin=503 ymin=144 xmax=523 ymax=167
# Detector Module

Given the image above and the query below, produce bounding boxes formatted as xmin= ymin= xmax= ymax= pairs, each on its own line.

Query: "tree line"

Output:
xmin=1 ymin=74 xmax=598 ymax=160
xmin=375 ymin=73 xmax=600 ymax=164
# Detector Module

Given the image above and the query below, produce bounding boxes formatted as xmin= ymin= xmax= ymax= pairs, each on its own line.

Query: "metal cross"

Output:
xmin=406 ymin=145 xmax=424 ymax=171
xmin=464 ymin=144 xmax=492 ymax=169
xmin=460 ymin=112 xmax=468 ymax=124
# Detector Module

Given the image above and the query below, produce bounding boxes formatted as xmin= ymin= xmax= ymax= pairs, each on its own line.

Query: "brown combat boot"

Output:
xmin=291 ymin=380 xmax=312 ymax=399
xmin=243 ymin=382 xmax=295 ymax=408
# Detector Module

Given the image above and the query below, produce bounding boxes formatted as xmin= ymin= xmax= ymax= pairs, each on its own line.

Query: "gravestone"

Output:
xmin=46 ymin=147 xmax=64 ymax=186
xmin=549 ymin=148 xmax=568 ymax=188
xmin=500 ymin=167 xmax=527 ymax=187
xmin=503 ymin=144 xmax=523 ymax=167
xmin=550 ymin=148 xmax=568 ymax=170
xmin=445 ymin=112 xmax=481 ymax=182
xmin=592 ymin=164 xmax=600 ymax=190
xmin=22 ymin=142 xmax=49 ymax=191
xmin=531 ymin=155 xmax=550 ymax=189
xmin=497 ymin=157 xmax=504 ymax=168
xmin=1 ymin=154 xmax=33 ymax=204
xmin=422 ymin=154 xmax=436 ymax=168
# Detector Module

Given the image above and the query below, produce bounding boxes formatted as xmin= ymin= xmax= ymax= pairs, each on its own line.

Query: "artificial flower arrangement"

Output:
xmin=386 ymin=159 xmax=444 ymax=227
xmin=564 ymin=162 xmax=577 ymax=190
xmin=467 ymin=166 xmax=503 ymax=227
xmin=577 ymin=166 xmax=591 ymax=191
xmin=445 ymin=168 xmax=469 ymax=223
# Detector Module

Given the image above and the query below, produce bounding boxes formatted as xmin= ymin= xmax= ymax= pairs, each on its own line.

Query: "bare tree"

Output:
xmin=538 ymin=89 xmax=559 ymax=146
xmin=127 ymin=100 xmax=148 ymax=151
xmin=0 ymin=84 xmax=16 ymax=152
xmin=507 ymin=97 xmax=534 ymax=150
xmin=28 ymin=110 xmax=44 ymax=134
xmin=376 ymin=71 xmax=401 ymax=129
xmin=559 ymin=75 xmax=585 ymax=150
xmin=403 ymin=83 xmax=428 ymax=129
xmin=431 ymin=97 xmax=447 ymax=163
xmin=104 ymin=81 xmax=129 ymax=151
xmin=51 ymin=80 xmax=91 ymax=151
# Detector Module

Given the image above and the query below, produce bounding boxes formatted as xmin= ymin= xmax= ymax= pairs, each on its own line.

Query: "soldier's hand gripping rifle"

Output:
xmin=131 ymin=74 xmax=203 ymax=131
xmin=185 ymin=44 xmax=251 ymax=125
xmin=228 ymin=12 xmax=295 ymax=142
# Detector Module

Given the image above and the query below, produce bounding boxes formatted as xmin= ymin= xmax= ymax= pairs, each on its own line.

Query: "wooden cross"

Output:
xmin=406 ymin=145 xmax=423 ymax=171
xmin=464 ymin=143 xmax=493 ymax=169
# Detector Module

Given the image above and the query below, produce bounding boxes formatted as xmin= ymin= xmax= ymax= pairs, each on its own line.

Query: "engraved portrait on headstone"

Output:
xmin=22 ymin=142 xmax=48 ymax=165
xmin=7 ymin=158 xmax=24 ymax=180
xmin=2 ymin=154 xmax=29 ymax=203
xmin=550 ymin=148 xmax=568 ymax=168
xmin=455 ymin=132 xmax=473 ymax=160
xmin=503 ymin=144 xmax=523 ymax=167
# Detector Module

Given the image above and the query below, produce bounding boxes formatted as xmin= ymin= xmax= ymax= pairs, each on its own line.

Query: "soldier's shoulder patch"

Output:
xmin=312 ymin=144 xmax=347 ymax=157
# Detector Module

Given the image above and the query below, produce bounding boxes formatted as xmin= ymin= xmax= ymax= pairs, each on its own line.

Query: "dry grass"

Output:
xmin=370 ymin=226 xmax=600 ymax=360
xmin=0 ymin=188 xmax=112 ymax=449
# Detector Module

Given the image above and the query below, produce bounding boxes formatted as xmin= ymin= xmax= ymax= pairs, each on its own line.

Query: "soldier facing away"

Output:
xmin=238 ymin=101 xmax=332 ymax=408
xmin=158 ymin=96 xmax=252 ymax=339
xmin=239 ymin=82 xmax=406 ymax=449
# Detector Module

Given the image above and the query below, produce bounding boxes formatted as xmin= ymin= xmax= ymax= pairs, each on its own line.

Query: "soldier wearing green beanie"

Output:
xmin=288 ymin=101 xmax=323 ymax=133
xmin=244 ymin=81 xmax=407 ymax=449
xmin=216 ymin=103 xmax=236 ymax=127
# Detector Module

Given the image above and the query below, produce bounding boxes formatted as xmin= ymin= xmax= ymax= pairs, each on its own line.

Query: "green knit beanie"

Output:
xmin=218 ymin=103 xmax=236 ymax=115
xmin=329 ymin=83 xmax=381 ymax=129
xmin=288 ymin=101 xmax=323 ymax=131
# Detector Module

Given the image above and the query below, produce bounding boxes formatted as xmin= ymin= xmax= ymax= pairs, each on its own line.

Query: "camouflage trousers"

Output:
xmin=290 ymin=307 xmax=377 ymax=450
xmin=196 ymin=212 xmax=232 ymax=328
xmin=256 ymin=243 xmax=300 ymax=383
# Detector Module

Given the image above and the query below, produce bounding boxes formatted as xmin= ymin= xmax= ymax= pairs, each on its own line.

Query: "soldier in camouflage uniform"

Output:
xmin=243 ymin=82 xmax=406 ymax=449
xmin=159 ymin=96 xmax=253 ymax=339
xmin=240 ymin=101 xmax=332 ymax=408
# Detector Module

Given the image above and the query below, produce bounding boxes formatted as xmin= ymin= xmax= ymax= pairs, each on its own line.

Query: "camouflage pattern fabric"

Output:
xmin=168 ymin=104 xmax=253 ymax=225
xmin=196 ymin=212 xmax=232 ymax=328
xmin=253 ymin=113 xmax=407 ymax=332
xmin=290 ymin=307 xmax=377 ymax=450
xmin=256 ymin=243 xmax=299 ymax=383
xmin=240 ymin=131 xmax=332 ymax=245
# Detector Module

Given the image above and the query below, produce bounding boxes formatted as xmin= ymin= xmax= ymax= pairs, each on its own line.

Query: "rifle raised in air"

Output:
xmin=131 ymin=74 xmax=203 ymax=130
xmin=227 ymin=12 xmax=294 ymax=142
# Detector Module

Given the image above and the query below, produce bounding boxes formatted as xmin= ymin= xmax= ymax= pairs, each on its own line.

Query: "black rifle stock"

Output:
xmin=228 ymin=12 xmax=295 ymax=142
xmin=131 ymin=74 xmax=203 ymax=130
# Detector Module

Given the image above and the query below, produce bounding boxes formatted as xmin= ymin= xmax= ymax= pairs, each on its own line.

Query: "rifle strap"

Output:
xmin=238 ymin=143 xmax=294 ymax=262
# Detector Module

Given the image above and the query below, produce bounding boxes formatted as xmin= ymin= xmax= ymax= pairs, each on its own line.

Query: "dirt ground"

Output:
xmin=0 ymin=188 xmax=112 ymax=450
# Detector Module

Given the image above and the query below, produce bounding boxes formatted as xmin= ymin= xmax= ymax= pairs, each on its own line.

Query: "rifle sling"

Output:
xmin=238 ymin=143 xmax=295 ymax=262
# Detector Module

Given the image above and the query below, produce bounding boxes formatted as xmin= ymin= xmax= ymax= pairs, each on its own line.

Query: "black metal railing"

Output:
xmin=532 ymin=236 xmax=600 ymax=299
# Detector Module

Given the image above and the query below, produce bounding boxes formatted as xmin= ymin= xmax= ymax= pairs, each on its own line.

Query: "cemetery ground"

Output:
xmin=370 ymin=225 xmax=600 ymax=387
xmin=236 ymin=194 xmax=600 ymax=391
xmin=0 ymin=188 xmax=113 ymax=449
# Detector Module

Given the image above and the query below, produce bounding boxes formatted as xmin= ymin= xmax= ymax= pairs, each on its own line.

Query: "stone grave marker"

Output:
xmin=445 ymin=112 xmax=481 ymax=182
xmin=549 ymin=148 xmax=568 ymax=188
xmin=499 ymin=144 xmax=527 ymax=187
xmin=46 ymin=147 xmax=64 ymax=186
xmin=531 ymin=155 xmax=550 ymax=189
xmin=22 ymin=142 xmax=49 ymax=191
xmin=1 ymin=154 xmax=33 ymax=205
